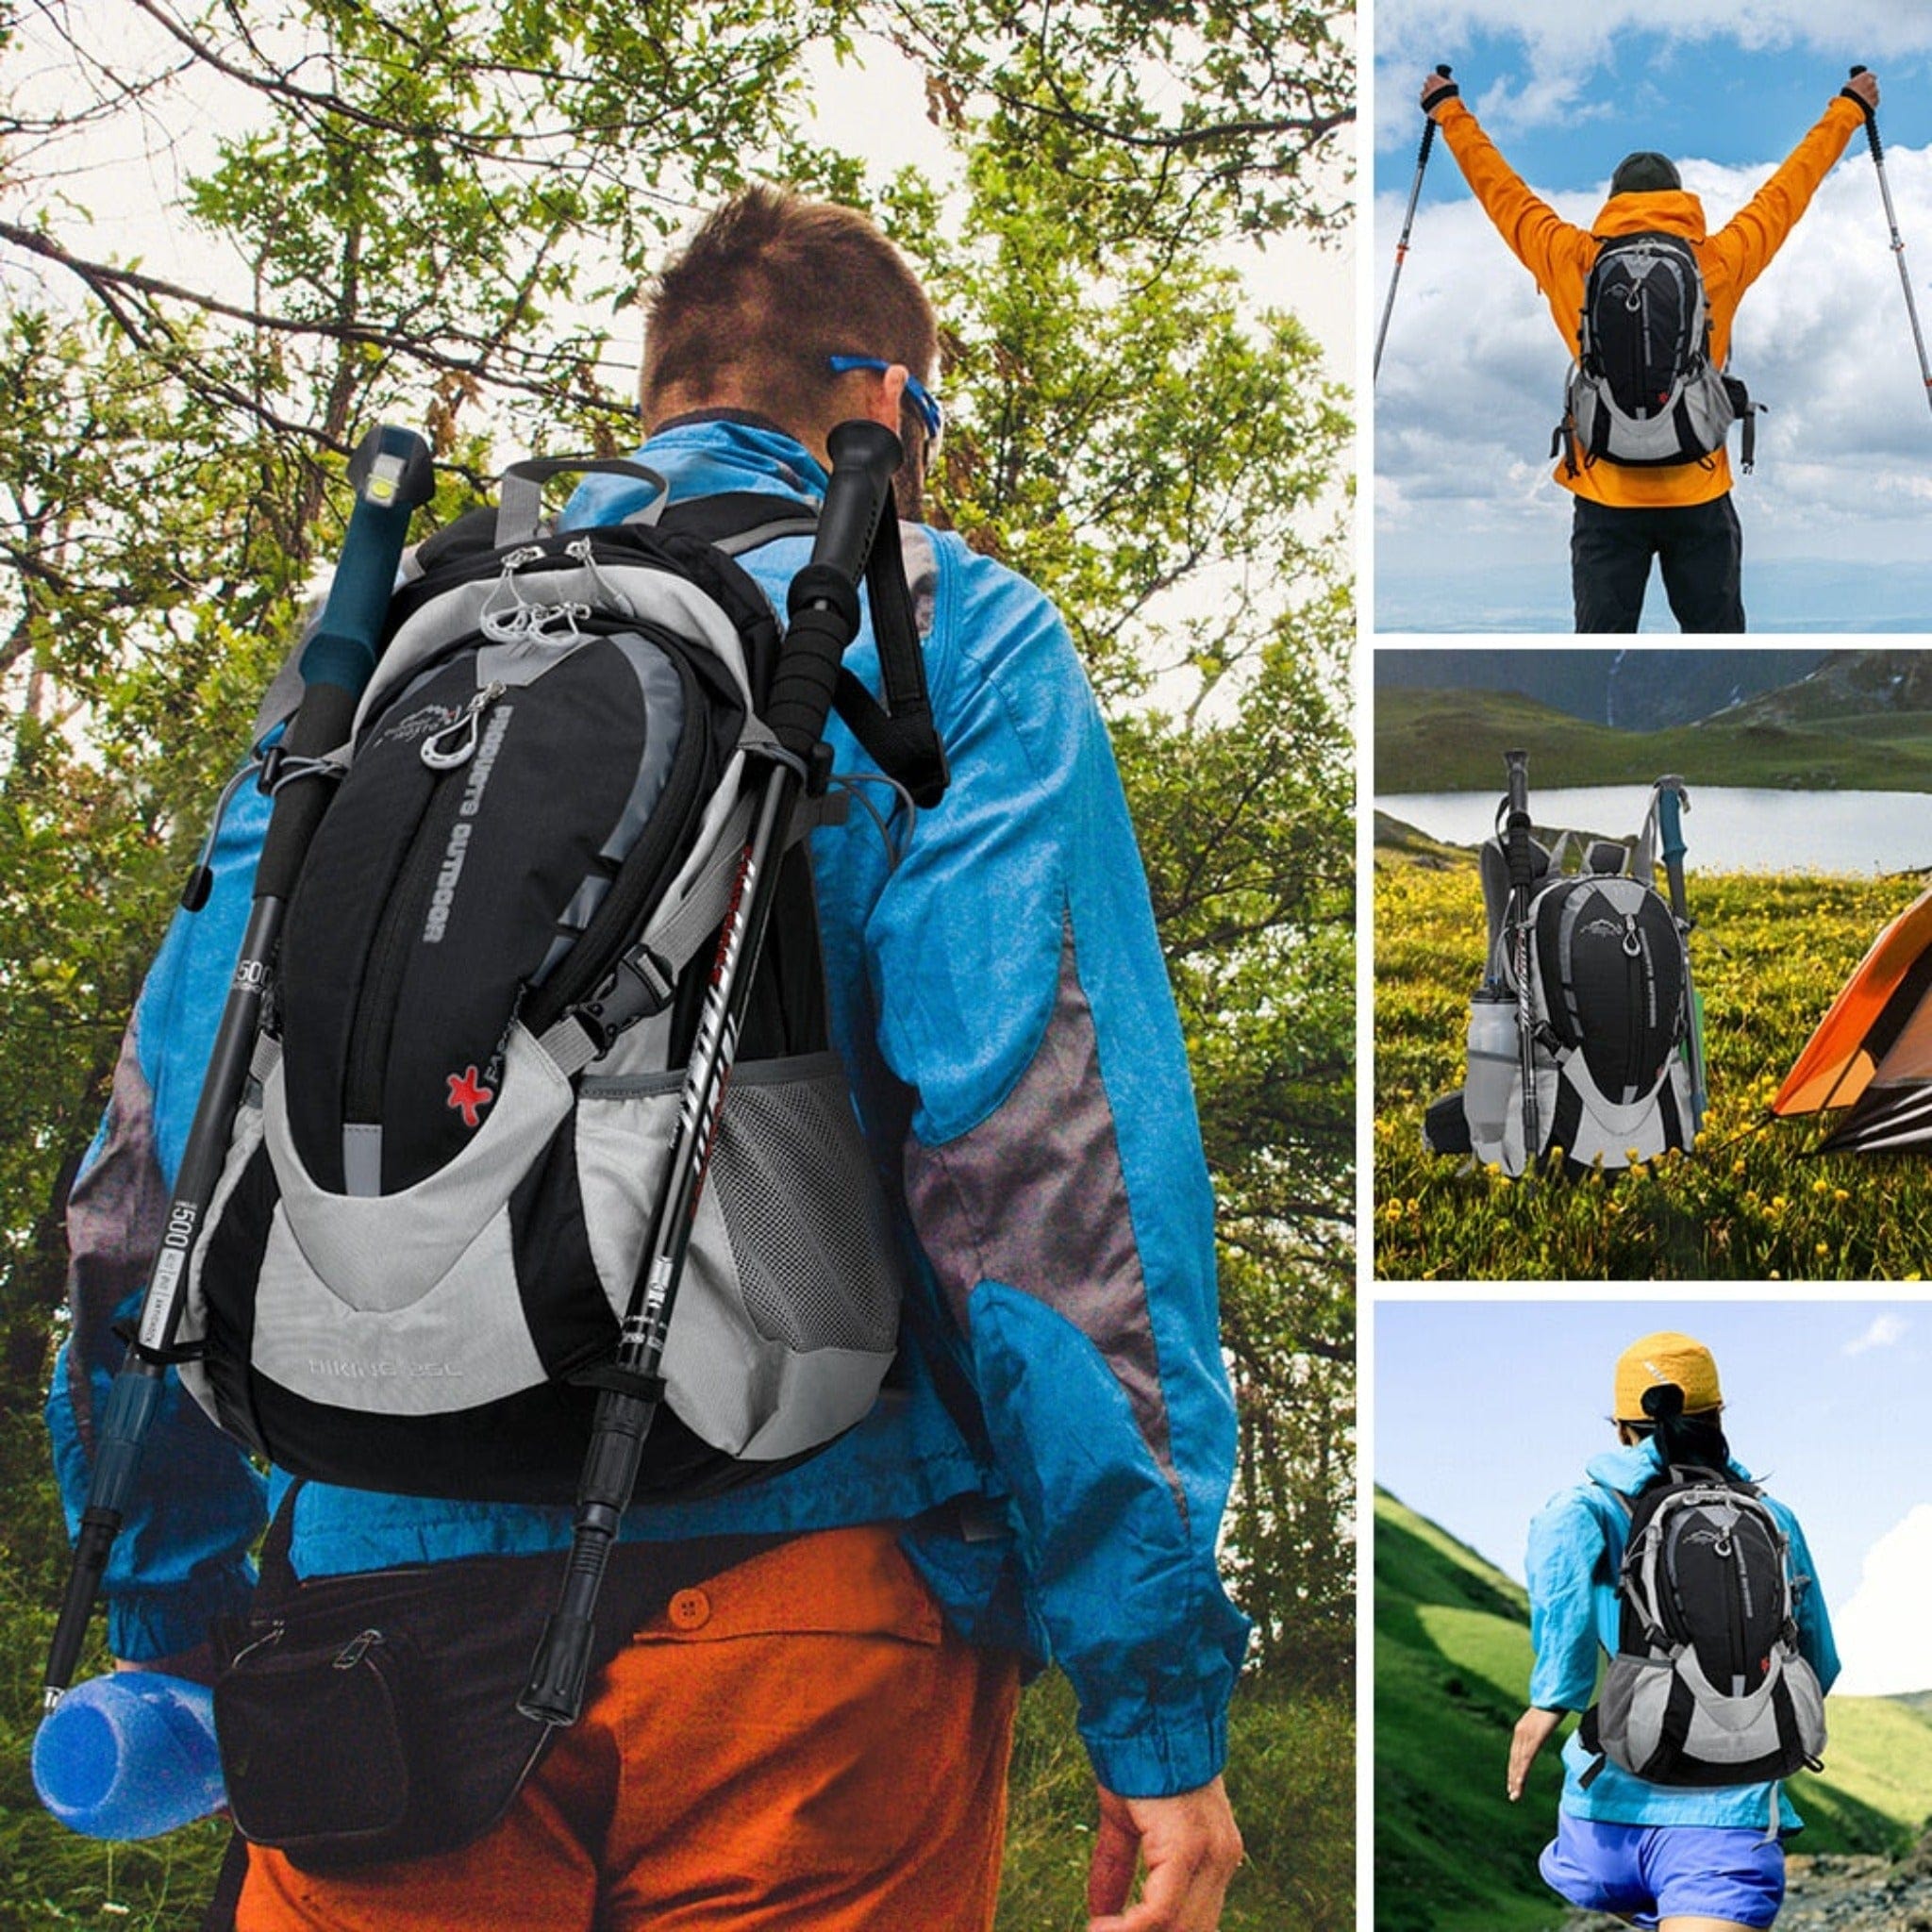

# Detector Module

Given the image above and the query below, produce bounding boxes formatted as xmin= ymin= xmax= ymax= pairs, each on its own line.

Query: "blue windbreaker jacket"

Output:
xmin=1527 ymin=1440 xmax=1840 ymax=1832
xmin=47 ymin=415 xmax=1251 ymax=1799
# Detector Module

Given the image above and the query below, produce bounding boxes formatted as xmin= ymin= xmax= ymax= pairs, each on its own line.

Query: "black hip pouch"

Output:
xmin=212 ymin=1491 xmax=777 ymax=1872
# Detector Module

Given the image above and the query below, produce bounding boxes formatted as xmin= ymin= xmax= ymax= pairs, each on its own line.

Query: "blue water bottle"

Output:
xmin=33 ymin=1672 xmax=226 ymax=1840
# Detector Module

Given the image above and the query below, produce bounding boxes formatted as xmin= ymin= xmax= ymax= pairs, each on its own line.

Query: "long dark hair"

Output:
xmin=1623 ymin=1381 xmax=1731 ymax=1474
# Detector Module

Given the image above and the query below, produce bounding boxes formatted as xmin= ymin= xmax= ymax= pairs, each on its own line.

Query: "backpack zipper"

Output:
xmin=1622 ymin=910 xmax=1643 ymax=1098
xmin=341 ymin=684 xmax=509 ymax=1138
xmin=1722 ymin=1524 xmax=1748 ymax=1697
xmin=522 ymin=636 xmax=713 ymax=1031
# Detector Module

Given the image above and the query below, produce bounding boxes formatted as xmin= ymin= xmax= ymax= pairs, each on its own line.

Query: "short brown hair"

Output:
xmin=640 ymin=188 xmax=938 ymax=441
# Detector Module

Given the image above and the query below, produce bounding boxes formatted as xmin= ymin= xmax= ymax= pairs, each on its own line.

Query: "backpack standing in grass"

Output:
xmin=1418 ymin=68 xmax=1875 ymax=633
xmin=1507 ymin=1333 xmax=1839 ymax=1932
xmin=48 ymin=189 xmax=1247 ymax=1932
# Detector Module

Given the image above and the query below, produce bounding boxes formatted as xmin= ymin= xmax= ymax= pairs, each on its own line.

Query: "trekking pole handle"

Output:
xmin=1503 ymin=748 xmax=1533 ymax=890
xmin=774 ymin=422 xmax=900 ymax=693
xmin=1504 ymin=747 xmax=1528 ymax=818
xmin=769 ymin=421 xmax=901 ymax=764
xmin=299 ymin=425 xmax=436 ymax=697
xmin=1419 ymin=65 xmax=1453 ymax=156
xmin=1846 ymin=66 xmax=1881 ymax=151
xmin=1655 ymin=781 xmax=1690 ymax=925
xmin=257 ymin=425 xmax=435 ymax=902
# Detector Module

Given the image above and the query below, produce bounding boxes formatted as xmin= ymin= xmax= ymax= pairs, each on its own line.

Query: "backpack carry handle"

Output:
xmin=493 ymin=457 xmax=669 ymax=547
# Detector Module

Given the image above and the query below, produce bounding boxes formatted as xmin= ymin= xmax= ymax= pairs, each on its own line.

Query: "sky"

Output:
xmin=1370 ymin=3 xmax=1932 ymax=631
xmin=1376 ymin=1298 xmax=1932 ymax=1696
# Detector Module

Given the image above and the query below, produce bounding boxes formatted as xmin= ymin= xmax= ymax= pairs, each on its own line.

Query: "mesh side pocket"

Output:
xmin=709 ymin=1056 xmax=903 ymax=1355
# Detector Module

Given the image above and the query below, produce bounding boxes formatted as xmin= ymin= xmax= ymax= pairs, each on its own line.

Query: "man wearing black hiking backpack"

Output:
xmin=49 ymin=190 xmax=1247 ymax=1931
xmin=1507 ymin=1333 xmax=1838 ymax=1932
xmin=1420 ymin=67 xmax=1878 ymax=632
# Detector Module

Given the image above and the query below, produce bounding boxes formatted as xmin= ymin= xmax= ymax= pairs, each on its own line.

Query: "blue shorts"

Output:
xmin=1539 ymin=1813 xmax=1785 ymax=1929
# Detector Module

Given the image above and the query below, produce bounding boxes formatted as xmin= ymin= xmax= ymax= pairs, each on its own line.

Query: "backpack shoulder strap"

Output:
xmin=655 ymin=491 xmax=820 ymax=554
xmin=657 ymin=490 xmax=949 ymax=808
xmin=1591 ymin=1478 xmax=1636 ymax=1520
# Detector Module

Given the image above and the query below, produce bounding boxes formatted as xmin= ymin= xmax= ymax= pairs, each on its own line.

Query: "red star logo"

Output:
xmin=445 ymin=1065 xmax=493 ymax=1129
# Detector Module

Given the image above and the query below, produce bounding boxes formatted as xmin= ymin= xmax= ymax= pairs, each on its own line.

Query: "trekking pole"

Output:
xmin=1374 ymin=64 xmax=1453 ymax=386
xmin=42 ymin=425 xmax=435 ymax=1710
xmin=1848 ymin=66 xmax=1932 ymax=420
xmin=1503 ymin=748 xmax=1539 ymax=1168
xmin=1654 ymin=776 xmax=1707 ymax=1129
xmin=519 ymin=418 xmax=905 ymax=1729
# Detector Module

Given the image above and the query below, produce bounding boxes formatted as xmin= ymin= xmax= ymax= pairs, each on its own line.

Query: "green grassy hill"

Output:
xmin=1375 ymin=1490 xmax=1932 ymax=1932
xmin=1374 ymin=687 xmax=1932 ymax=795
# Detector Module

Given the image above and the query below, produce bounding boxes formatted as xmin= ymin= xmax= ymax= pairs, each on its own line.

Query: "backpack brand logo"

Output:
xmin=306 ymin=1359 xmax=465 ymax=1380
xmin=378 ymin=701 xmax=465 ymax=746
xmin=446 ymin=1064 xmax=494 ymax=1129
xmin=422 ymin=705 xmax=513 ymax=943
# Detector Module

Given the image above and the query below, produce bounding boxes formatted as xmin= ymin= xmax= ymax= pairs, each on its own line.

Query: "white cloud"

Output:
xmin=1844 ymin=1313 xmax=1911 ymax=1355
xmin=1374 ymin=3 xmax=1932 ymax=153
xmin=1831 ymin=1505 xmax=1932 ymax=1695
xmin=1373 ymin=139 xmax=1932 ymax=625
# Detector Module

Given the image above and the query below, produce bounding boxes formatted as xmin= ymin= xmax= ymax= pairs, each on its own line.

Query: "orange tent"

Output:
xmin=1774 ymin=882 xmax=1932 ymax=1150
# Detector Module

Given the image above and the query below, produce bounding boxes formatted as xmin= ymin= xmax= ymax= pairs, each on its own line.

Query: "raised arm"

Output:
xmin=1426 ymin=82 xmax=1594 ymax=298
xmin=1706 ymin=86 xmax=1867 ymax=297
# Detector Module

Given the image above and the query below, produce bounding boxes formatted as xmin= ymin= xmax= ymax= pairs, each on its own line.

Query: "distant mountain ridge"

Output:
xmin=1374 ymin=650 xmax=1829 ymax=731
xmin=1716 ymin=652 xmax=1932 ymax=728
xmin=1374 ymin=680 xmax=1932 ymax=795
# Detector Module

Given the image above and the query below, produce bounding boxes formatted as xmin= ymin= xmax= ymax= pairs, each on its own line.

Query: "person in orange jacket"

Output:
xmin=1418 ymin=68 xmax=1877 ymax=632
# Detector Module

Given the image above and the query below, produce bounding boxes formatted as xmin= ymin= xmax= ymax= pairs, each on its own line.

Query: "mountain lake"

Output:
xmin=1378 ymin=786 xmax=1932 ymax=874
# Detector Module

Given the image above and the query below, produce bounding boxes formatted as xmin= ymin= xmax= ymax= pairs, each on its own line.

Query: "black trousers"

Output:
xmin=1570 ymin=492 xmax=1745 ymax=633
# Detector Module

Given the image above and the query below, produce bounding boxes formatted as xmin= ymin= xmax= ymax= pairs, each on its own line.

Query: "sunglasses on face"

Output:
xmin=827 ymin=355 xmax=944 ymax=449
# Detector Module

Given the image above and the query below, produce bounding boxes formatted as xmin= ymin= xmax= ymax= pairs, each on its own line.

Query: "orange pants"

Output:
xmin=238 ymin=1526 xmax=1020 ymax=1931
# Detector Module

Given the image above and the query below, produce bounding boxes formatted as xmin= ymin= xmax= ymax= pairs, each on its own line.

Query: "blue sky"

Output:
xmin=1371 ymin=5 xmax=1932 ymax=632
xmin=1376 ymin=24 xmax=1932 ymax=202
xmin=1377 ymin=1299 xmax=1932 ymax=1693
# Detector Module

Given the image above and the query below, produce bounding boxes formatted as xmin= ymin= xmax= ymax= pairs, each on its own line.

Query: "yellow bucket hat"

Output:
xmin=1614 ymin=1330 xmax=1722 ymax=1422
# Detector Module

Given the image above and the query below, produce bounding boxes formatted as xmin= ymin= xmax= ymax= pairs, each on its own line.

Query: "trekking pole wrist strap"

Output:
xmin=1841 ymin=86 xmax=1882 ymax=155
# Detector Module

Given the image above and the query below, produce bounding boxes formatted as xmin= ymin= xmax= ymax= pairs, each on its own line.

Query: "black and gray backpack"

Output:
xmin=1556 ymin=232 xmax=1756 ymax=474
xmin=1424 ymin=780 xmax=1696 ymax=1176
xmin=176 ymin=458 xmax=946 ymax=1504
xmin=1580 ymin=1466 xmax=1826 ymax=1790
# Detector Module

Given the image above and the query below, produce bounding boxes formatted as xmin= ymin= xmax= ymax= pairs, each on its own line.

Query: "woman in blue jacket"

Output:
xmin=1507 ymin=1330 xmax=1839 ymax=1932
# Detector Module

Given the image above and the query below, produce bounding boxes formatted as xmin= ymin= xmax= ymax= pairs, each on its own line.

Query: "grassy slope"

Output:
xmin=1374 ymin=1490 xmax=1932 ymax=1932
xmin=1374 ymin=687 xmax=1932 ymax=795
xmin=1374 ymin=839 xmax=1932 ymax=1280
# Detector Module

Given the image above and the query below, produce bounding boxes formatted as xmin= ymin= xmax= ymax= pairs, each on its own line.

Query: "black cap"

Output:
xmin=1611 ymin=151 xmax=1682 ymax=196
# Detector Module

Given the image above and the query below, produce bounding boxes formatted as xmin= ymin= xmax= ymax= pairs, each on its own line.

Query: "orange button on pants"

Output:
xmin=238 ymin=1526 xmax=1021 ymax=1931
